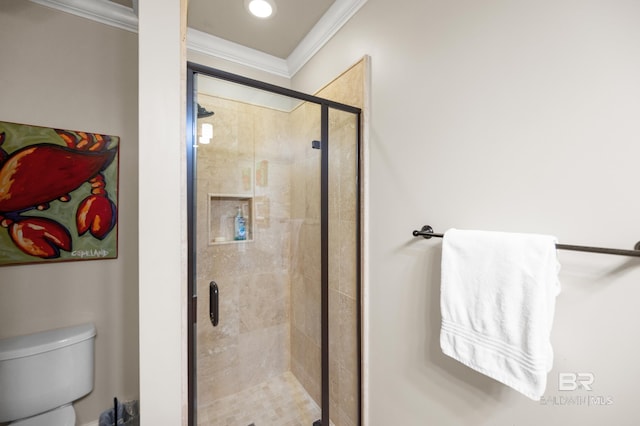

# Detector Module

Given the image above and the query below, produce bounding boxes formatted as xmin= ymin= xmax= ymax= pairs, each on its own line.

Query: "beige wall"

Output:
xmin=7 ymin=1 xmax=640 ymax=425
xmin=293 ymin=0 xmax=640 ymax=425
xmin=0 ymin=1 xmax=139 ymax=424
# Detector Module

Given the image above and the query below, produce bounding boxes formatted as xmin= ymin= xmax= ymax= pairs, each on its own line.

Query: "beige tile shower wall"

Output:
xmin=321 ymin=61 xmax=365 ymax=426
xmin=327 ymin=117 xmax=359 ymax=426
xmin=289 ymin=101 xmax=323 ymax=405
xmin=290 ymin=61 xmax=365 ymax=426
xmin=196 ymin=94 xmax=293 ymax=403
xmin=194 ymin=60 xmax=363 ymax=421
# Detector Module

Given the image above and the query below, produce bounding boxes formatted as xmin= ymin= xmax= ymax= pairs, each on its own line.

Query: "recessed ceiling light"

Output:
xmin=245 ymin=0 xmax=277 ymax=19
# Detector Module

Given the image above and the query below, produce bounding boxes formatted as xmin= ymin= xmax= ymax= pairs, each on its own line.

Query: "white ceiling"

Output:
xmin=31 ymin=0 xmax=366 ymax=77
xmin=188 ymin=0 xmax=336 ymax=59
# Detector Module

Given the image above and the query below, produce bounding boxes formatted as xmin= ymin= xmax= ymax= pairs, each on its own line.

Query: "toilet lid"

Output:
xmin=10 ymin=404 xmax=75 ymax=426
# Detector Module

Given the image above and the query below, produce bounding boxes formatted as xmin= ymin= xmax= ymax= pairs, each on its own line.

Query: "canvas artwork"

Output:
xmin=0 ymin=120 xmax=119 ymax=266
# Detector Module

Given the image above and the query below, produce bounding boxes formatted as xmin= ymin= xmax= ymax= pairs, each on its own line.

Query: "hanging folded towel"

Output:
xmin=440 ymin=228 xmax=561 ymax=400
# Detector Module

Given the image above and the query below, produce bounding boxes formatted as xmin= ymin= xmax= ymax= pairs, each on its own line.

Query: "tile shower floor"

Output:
xmin=198 ymin=371 xmax=335 ymax=426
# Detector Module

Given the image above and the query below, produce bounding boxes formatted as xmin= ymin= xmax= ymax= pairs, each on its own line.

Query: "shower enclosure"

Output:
xmin=187 ymin=63 xmax=362 ymax=426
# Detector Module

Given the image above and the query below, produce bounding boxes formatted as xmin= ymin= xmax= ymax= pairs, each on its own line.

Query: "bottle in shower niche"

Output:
xmin=234 ymin=206 xmax=246 ymax=241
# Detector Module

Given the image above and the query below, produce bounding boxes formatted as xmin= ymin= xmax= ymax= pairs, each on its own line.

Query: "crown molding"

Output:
xmin=28 ymin=0 xmax=368 ymax=78
xmin=287 ymin=0 xmax=368 ymax=76
xmin=186 ymin=28 xmax=290 ymax=78
xmin=29 ymin=0 xmax=138 ymax=33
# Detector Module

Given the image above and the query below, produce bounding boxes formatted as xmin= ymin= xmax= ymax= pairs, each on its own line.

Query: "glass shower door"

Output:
xmin=327 ymin=107 xmax=360 ymax=426
xmin=193 ymin=73 xmax=325 ymax=426
xmin=188 ymin=63 xmax=362 ymax=426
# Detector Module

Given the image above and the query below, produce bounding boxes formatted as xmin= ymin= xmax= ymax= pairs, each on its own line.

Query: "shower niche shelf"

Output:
xmin=208 ymin=194 xmax=254 ymax=245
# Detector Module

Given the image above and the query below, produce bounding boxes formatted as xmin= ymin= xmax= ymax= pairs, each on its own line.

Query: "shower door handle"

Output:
xmin=209 ymin=281 xmax=219 ymax=327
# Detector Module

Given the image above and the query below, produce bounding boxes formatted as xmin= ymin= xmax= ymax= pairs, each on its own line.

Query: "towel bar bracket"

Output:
xmin=413 ymin=225 xmax=435 ymax=239
xmin=412 ymin=224 xmax=640 ymax=258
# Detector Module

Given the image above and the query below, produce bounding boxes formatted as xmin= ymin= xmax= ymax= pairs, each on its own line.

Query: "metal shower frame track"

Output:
xmin=186 ymin=61 xmax=363 ymax=426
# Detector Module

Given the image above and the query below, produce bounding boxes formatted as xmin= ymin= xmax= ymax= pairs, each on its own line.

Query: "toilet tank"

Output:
xmin=0 ymin=323 xmax=96 ymax=423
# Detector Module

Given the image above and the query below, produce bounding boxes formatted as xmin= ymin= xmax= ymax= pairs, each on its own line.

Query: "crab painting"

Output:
xmin=0 ymin=121 xmax=118 ymax=265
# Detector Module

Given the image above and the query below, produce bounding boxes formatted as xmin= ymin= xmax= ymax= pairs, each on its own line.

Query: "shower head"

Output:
xmin=197 ymin=104 xmax=214 ymax=118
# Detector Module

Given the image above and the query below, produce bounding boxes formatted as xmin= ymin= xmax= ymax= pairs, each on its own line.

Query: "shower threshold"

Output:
xmin=199 ymin=371 xmax=334 ymax=426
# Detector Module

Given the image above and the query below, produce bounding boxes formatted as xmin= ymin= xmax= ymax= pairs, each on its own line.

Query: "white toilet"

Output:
xmin=0 ymin=323 xmax=96 ymax=425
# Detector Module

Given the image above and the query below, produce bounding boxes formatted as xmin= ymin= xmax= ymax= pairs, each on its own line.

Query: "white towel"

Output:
xmin=440 ymin=228 xmax=561 ymax=400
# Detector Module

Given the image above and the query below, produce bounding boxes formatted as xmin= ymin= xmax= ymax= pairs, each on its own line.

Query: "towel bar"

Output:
xmin=412 ymin=225 xmax=640 ymax=258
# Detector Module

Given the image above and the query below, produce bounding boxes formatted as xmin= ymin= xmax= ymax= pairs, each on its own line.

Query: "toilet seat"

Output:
xmin=10 ymin=404 xmax=75 ymax=426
